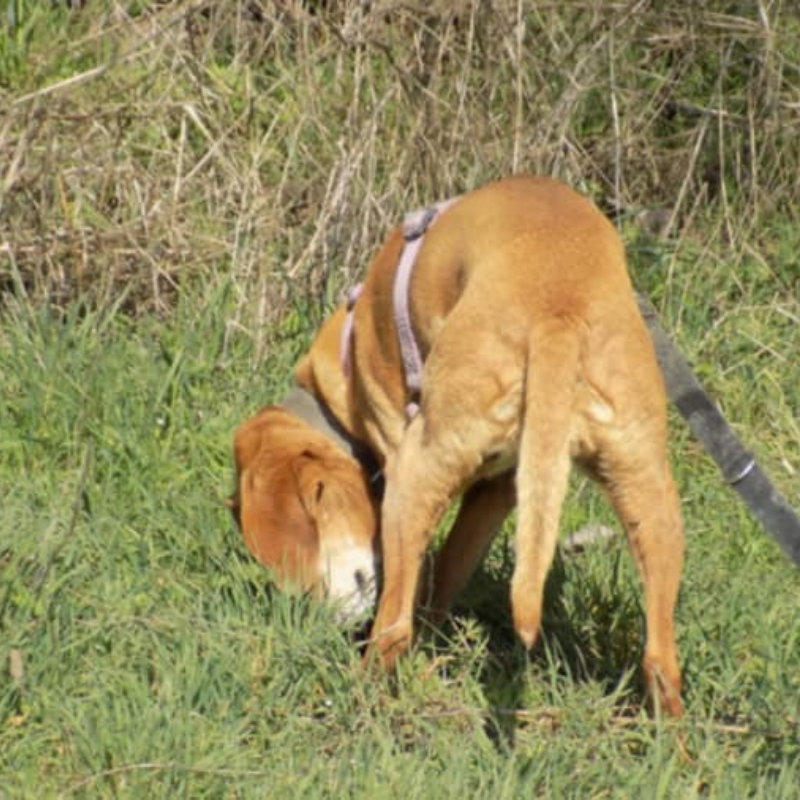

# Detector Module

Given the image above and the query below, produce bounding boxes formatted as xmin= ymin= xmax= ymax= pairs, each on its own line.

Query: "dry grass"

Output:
xmin=2 ymin=0 xmax=799 ymax=332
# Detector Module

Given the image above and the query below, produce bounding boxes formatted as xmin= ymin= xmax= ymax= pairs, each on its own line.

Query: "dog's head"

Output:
xmin=229 ymin=406 xmax=379 ymax=622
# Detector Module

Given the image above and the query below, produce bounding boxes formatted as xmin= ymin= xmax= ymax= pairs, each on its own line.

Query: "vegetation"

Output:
xmin=1 ymin=1 xmax=798 ymax=796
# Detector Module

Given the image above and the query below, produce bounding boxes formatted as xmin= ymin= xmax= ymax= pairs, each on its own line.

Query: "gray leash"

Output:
xmin=637 ymin=295 xmax=800 ymax=568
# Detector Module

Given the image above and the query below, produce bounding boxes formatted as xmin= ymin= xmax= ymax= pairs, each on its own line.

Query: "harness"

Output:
xmin=283 ymin=198 xmax=458 ymax=503
xmin=341 ymin=197 xmax=460 ymax=419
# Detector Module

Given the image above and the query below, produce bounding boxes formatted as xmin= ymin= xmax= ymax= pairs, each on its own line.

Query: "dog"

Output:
xmin=231 ymin=175 xmax=685 ymax=716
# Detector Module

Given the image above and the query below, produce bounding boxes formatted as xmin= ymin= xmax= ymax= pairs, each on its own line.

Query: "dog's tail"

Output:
xmin=511 ymin=317 xmax=581 ymax=650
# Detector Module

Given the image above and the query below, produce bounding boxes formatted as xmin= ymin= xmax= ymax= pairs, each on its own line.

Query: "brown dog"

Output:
xmin=232 ymin=176 xmax=684 ymax=715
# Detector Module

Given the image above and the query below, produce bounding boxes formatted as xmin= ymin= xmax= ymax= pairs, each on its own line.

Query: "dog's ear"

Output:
xmin=230 ymin=416 xmax=268 ymax=530
xmin=291 ymin=451 xmax=327 ymax=519
xmin=236 ymin=454 xmax=320 ymax=587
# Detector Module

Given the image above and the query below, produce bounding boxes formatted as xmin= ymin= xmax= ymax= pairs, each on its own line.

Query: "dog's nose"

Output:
xmin=354 ymin=569 xmax=368 ymax=593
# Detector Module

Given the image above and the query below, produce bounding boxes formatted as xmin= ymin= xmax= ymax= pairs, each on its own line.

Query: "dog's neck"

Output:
xmin=294 ymin=306 xmax=356 ymax=429
xmin=290 ymin=308 xmax=384 ymax=497
xmin=281 ymin=384 xmax=384 ymax=500
xmin=282 ymin=385 xmax=356 ymax=458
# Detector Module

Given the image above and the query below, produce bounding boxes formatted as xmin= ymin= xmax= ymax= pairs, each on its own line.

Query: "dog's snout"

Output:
xmin=320 ymin=541 xmax=377 ymax=624
xmin=354 ymin=568 xmax=368 ymax=593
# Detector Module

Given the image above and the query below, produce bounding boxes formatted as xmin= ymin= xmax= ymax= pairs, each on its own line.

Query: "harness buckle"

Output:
xmin=403 ymin=206 xmax=438 ymax=241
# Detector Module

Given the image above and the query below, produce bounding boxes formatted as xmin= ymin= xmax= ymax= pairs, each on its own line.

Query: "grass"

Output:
xmin=1 ymin=270 xmax=799 ymax=797
xmin=2 ymin=1 xmax=800 ymax=797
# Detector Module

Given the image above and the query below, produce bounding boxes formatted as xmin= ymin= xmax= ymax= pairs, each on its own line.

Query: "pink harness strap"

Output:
xmin=393 ymin=198 xmax=459 ymax=417
xmin=339 ymin=283 xmax=363 ymax=378
xmin=340 ymin=196 xmax=460 ymax=419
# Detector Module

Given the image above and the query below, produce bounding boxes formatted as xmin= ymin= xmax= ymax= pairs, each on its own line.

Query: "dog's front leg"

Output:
xmin=427 ymin=474 xmax=515 ymax=625
xmin=367 ymin=415 xmax=475 ymax=669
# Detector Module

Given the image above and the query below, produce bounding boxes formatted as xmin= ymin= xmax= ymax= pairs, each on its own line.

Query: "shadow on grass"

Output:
xmin=226 ymin=531 xmax=647 ymax=750
xmin=436 ymin=545 xmax=646 ymax=749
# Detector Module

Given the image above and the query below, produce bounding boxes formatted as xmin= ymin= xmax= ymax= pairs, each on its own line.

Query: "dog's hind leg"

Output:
xmin=511 ymin=320 xmax=580 ymax=653
xmin=593 ymin=421 xmax=684 ymax=716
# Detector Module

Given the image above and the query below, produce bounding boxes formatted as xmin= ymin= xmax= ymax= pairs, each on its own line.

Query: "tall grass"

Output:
xmin=2 ymin=1 xmax=799 ymax=322
xmin=2 ymin=1 xmax=799 ymax=796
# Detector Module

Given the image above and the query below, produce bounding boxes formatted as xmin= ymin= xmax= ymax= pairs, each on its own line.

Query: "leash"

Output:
xmin=638 ymin=295 xmax=800 ymax=568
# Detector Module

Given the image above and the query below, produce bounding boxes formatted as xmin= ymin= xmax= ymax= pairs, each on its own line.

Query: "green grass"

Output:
xmin=2 ymin=1 xmax=800 ymax=796
xmin=2 ymin=268 xmax=799 ymax=797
